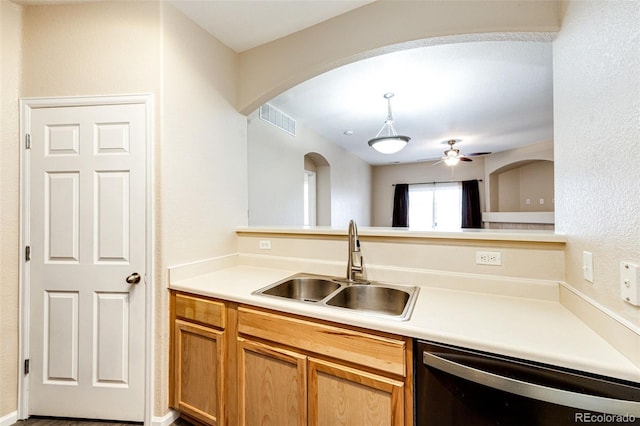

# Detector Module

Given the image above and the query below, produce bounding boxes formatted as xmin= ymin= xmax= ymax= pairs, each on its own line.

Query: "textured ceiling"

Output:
xmin=269 ymin=41 xmax=554 ymax=165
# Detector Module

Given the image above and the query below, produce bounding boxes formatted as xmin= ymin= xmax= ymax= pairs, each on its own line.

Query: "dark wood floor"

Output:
xmin=13 ymin=417 xmax=190 ymax=426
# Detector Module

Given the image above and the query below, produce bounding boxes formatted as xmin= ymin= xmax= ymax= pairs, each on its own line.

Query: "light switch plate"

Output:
xmin=620 ymin=262 xmax=639 ymax=306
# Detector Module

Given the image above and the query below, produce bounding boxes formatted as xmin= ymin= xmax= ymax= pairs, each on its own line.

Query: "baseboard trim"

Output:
xmin=150 ymin=410 xmax=179 ymax=426
xmin=0 ymin=411 xmax=18 ymax=426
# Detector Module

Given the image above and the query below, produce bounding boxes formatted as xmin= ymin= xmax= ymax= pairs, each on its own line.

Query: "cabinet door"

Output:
xmin=308 ymin=357 xmax=405 ymax=426
xmin=174 ymin=319 xmax=225 ymax=425
xmin=238 ymin=337 xmax=307 ymax=426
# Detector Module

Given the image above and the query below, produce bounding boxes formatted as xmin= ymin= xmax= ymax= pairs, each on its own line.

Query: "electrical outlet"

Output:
xmin=476 ymin=251 xmax=502 ymax=266
xmin=583 ymin=251 xmax=593 ymax=283
xmin=258 ymin=240 xmax=271 ymax=250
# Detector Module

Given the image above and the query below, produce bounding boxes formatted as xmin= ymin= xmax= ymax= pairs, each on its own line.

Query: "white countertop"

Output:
xmin=236 ymin=226 xmax=567 ymax=243
xmin=169 ymin=264 xmax=640 ymax=383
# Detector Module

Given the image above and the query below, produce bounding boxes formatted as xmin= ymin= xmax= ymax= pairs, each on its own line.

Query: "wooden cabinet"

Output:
xmin=236 ymin=306 xmax=412 ymax=426
xmin=170 ymin=292 xmax=412 ymax=426
xmin=238 ymin=337 xmax=307 ymax=425
xmin=308 ymin=357 xmax=405 ymax=426
xmin=174 ymin=320 xmax=224 ymax=425
xmin=170 ymin=292 xmax=227 ymax=426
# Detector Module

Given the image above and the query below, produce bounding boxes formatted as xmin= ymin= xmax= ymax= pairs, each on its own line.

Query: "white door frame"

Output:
xmin=18 ymin=94 xmax=154 ymax=425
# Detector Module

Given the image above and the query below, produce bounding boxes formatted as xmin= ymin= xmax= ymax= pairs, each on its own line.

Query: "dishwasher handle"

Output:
xmin=423 ymin=351 xmax=640 ymax=417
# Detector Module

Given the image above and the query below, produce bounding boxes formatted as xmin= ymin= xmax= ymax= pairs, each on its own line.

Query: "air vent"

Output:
xmin=260 ymin=103 xmax=296 ymax=136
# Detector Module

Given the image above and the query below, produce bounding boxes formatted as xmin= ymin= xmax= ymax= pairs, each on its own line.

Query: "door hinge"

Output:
xmin=24 ymin=359 xmax=30 ymax=375
xmin=25 ymin=133 xmax=31 ymax=149
xmin=25 ymin=245 xmax=31 ymax=262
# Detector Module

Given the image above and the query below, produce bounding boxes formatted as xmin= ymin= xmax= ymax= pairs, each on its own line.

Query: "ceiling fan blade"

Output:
xmin=459 ymin=157 xmax=473 ymax=162
xmin=432 ymin=159 xmax=444 ymax=166
xmin=466 ymin=152 xmax=492 ymax=157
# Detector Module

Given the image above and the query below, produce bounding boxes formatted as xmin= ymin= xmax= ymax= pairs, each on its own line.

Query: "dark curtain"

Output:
xmin=392 ymin=184 xmax=409 ymax=227
xmin=461 ymin=179 xmax=482 ymax=228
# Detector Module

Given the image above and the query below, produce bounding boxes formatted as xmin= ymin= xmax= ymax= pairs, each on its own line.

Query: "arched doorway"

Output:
xmin=304 ymin=152 xmax=331 ymax=226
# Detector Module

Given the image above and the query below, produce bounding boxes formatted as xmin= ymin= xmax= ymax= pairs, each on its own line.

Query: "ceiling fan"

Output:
xmin=434 ymin=139 xmax=491 ymax=166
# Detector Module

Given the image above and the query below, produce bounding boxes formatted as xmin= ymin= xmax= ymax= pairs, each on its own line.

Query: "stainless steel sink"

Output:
xmin=325 ymin=284 xmax=412 ymax=317
xmin=253 ymin=273 xmax=419 ymax=321
xmin=258 ymin=276 xmax=342 ymax=302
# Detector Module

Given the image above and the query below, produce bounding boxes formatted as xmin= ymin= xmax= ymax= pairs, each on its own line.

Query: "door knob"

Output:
xmin=126 ymin=272 xmax=141 ymax=285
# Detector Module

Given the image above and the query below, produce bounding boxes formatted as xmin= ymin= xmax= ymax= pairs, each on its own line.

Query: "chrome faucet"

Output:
xmin=346 ymin=220 xmax=364 ymax=282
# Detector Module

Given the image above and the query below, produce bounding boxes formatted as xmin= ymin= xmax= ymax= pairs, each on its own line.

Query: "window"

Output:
xmin=408 ymin=183 xmax=462 ymax=230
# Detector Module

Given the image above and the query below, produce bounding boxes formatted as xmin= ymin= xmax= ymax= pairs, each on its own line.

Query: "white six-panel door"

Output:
xmin=26 ymin=101 xmax=147 ymax=421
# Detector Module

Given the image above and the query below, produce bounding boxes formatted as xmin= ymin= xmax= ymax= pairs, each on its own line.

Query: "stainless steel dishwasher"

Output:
xmin=414 ymin=340 xmax=640 ymax=425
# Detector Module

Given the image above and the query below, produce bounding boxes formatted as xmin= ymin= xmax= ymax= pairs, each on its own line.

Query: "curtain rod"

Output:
xmin=392 ymin=179 xmax=483 ymax=186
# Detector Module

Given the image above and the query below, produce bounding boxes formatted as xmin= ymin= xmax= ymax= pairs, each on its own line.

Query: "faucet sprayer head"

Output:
xmin=346 ymin=219 xmax=364 ymax=281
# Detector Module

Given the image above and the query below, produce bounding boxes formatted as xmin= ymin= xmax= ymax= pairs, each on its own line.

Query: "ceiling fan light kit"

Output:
xmin=368 ymin=93 xmax=411 ymax=154
xmin=443 ymin=156 xmax=460 ymax=166
xmin=442 ymin=140 xmax=460 ymax=166
xmin=434 ymin=139 xmax=491 ymax=167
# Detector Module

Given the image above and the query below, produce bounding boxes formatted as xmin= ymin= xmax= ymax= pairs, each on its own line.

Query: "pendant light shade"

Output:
xmin=368 ymin=93 xmax=411 ymax=154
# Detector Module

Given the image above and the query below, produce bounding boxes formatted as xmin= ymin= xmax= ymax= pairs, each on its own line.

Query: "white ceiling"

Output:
xmin=171 ymin=1 xmax=554 ymax=166
xmin=269 ymin=41 xmax=553 ymax=165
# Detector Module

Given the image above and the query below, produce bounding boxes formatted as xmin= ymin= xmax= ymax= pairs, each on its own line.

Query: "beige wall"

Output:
xmin=495 ymin=161 xmax=554 ymax=212
xmin=248 ymin=110 xmax=371 ymax=226
xmin=0 ymin=0 xmax=246 ymax=419
xmin=22 ymin=2 xmax=162 ymax=97
xmin=554 ymin=1 xmax=640 ymax=328
xmin=160 ymin=3 xmax=245 ymax=266
xmin=238 ymin=233 xmax=565 ymax=283
xmin=498 ymin=168 xmax=521 ymax=212
xmin=158 ymin=2 xmax=246 ymax=413
xmin=1 ymin=0 xmax=23 ymax=417
xmin=518 ymin=161 xmax=554 ymax=211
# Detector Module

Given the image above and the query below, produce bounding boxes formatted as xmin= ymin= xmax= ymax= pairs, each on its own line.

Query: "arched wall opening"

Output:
xmin=243 ymin=3 xmax=559 ymax=229
xmin=304 ymin=152 xmax=331 ymax=226
xmin=237 ymin=1 xmax=559 ymax=113
xmin=489 ymin=160 xmax=554 ymax=213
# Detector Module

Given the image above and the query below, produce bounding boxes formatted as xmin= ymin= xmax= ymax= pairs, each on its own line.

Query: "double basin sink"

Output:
xmin=253 ymin=273 xmax=419 ymax=321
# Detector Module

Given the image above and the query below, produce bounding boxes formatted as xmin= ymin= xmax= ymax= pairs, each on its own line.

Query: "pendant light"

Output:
xmin=367 ymin=93 xmax=411 ymax=154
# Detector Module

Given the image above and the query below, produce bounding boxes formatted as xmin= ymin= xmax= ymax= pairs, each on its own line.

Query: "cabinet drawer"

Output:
xmin=237 ymin=306 xmax=406 ymax=376
xmin=175 ymin=293 xmax=225 ymax=329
